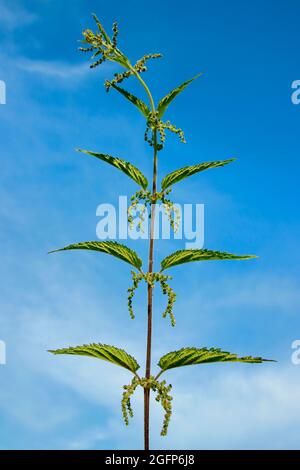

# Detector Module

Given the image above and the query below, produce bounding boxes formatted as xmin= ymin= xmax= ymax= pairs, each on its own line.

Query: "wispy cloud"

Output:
xmin=1 ymin=250 xmax=298 ymax=449
xmin=15 ymin=56 xmax=115 ymax=89
xmin=17 ymin=58 xmax=90 ymax=80
xmin=165 ymin=365 xmax=300 ymax=449
xmin=184 ymin=273 xmax=300 ymax=315
xmin=0 ymin=0 xmax=37 ymax=30
xmin=67 ymin=428 xmax=108 ymax=450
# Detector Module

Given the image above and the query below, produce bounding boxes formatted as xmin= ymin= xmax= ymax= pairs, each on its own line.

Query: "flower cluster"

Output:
xmin=127 ymin=271 xmax=144 ymax=319
xmin=152 ymin=378 xmax=173 ymax=436
xmin=127 ymin=188 xmax=180 ymax=234
xmin=144 ymin=112 xmax=160 ymax=148
xmin=159 ymin=275 xmax=177 ymax=327
xmin=161 ymin=199 xmax=181 ymax=233
xmin=105 ymin=71 xmax=132 ymax=91
xmin=121 ymin=376 xmax=173 ymax=435
xmin=145 ymin=112 xmax=186 ymax=150
xmin=80 ymin=15 xmax=161 ymax=92
xmin=160 ymin=120 xmax=186 ymax=144
xmin=127 ymin=271 xmax=176 ymax=326
xmin=134 ymin=53 xmax=162 ymax=74
xmin=127 ymin=189 xmax=151 ymax=232
xmin=80 ymin=15 xmax=127 ymax=70
xmin=105 ymin=53 xmax=162 ymax=91
xmin=121 ymin=376 xmax=139 ymax=425
xmin=80 ymin=16 xmax=185 ymax=150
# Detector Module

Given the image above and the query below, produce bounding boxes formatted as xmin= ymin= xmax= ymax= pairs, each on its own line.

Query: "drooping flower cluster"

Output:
xmin=145 ymin=111 xmax=186 ymax=150
xmin=104 ymin=52 xmax=162 ymax=92
xmin=127 ymin=188 xmax=181 ymax=234
xmin=121 ymin=376 xmax=139 ymax=425
xmin=127 ymin=271 xmax=144 ymax=319
xmin=122 ymin=376 xmax=173 ymax=435
xmin=134 ymin=53 xmax=162 ymax=73
xmin=159 ymin=275 xmax=177 ymax=327
xmin=127 ymin=189 xmax=151 ymax=232
xmin=127 ymin=271 xmax=176 ymax=326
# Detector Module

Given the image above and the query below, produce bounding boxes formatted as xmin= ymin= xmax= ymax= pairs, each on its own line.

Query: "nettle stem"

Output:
xmin=145 ymin=127 xmax=158 ymax=450
xmin=129 ymin=64 xmax=156 ymax=112
xmin=130 ymin=64 xmax=158 ymax=450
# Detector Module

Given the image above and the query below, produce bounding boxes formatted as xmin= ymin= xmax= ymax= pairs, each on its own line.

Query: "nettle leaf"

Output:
xmin=111 ymin=83 xmax=150 ymax=117
xmin=161 ymin=158 xmax=235 ymax=191
xmin=49 ymin=241 xmax=142 ymax=270
xmin=77 ymin=149 xmax=148 ymax=189
xmin=161 ymin=249 xmax=256 ymax=271
xmin=157 ymin=73 xmax=202 ymax=119
xmin=92 ymin=13 xmax=111 ymax=44
xmin=49 ymin=343 xmax=140 ymax=373
xmin=158 ymin=347 xmax=274 ymax=371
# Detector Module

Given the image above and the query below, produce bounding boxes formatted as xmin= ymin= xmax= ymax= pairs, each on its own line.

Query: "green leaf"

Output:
xmin=49 ymin=343 xmax=140 ymax=373
xmin=161 ymin=249 xmax=257 ymax=271
xmin=49 ymin=241 xmax=142 ymax=270
xmin=77 ymin=149 xmax=148 ymax=189
xmin=111 ymin=83 xmax=150 ymax=117
xmin=157 ymin=73 xmax=202 ymax=119
xmin=158 ymin=347 xmax=275 ymax=371
xmin=92 ymin=13 xmax=111 ymax=44
xmin=161 ymin=158 xmax=235 ymax=191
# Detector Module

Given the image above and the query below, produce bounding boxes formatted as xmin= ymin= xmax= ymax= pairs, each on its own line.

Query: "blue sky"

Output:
xmin=0 ymin=0 xmax=300 ymax=450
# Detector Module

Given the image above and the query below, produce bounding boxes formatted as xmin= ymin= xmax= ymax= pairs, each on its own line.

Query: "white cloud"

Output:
xmin=13 ymin=55 xmax=116 ymax=88
xmin=17 ymin=58 xmax=90 ymax=80
xmin=164 ymin=365 xmax=300 ymax=449
xmin=67 ymin=428 xmax=108 ymax=450
xmin=181 ymin=272 xmax=300 ymax=325
xmin=69 ymin=364 xmax=300 ymax=450
xmin=0 ymin=164 xmax=298 ymax=448
xmin=1 ymin=267 xmax=299 ymax=449
xmin=0 ymin=0 xmax=37 ymax=30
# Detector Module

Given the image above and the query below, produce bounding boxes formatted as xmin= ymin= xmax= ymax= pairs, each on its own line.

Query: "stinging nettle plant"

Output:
xmin=48 ymin=15 xmax=274 ymax=450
